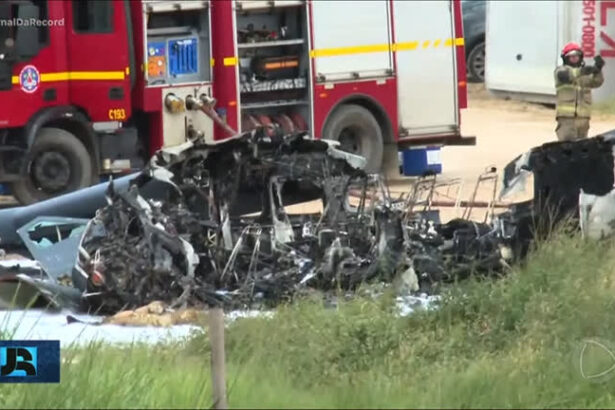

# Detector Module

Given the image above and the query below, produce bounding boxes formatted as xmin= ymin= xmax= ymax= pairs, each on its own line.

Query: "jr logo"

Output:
xmin=0 ymin=347 xmax=37 ymax=377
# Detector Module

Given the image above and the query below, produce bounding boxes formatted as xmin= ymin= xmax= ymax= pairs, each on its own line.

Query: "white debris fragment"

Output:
xmin=396 ymin=293 xmax=441 ymax=317
xmin=0 ymin=259 xmax=41 ymax=269
xmin=579 ymin=187 xmax=615 ymax=239
xmin=499 ymin=150 xmax=532 ymax=200
xmin=225 ymin=310 xmax=274 ymax=322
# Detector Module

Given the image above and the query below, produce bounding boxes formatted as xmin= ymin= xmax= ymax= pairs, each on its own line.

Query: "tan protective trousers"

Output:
xmin=555 ymin=117 xmax=590 ymax=141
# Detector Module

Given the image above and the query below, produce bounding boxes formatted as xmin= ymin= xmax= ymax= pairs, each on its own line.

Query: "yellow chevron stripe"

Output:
xmin=311 ymin=37 xmax=465 ymax=58
xmin=11 ymin=70 xmax=125 ymax=85
xmin=310 ymin=43 xmax=391 ymax=58
xmin=223 ymin=57 xmax=238 ymax=66
xmin=393 ymin=41 xmax=419 ymax=51
xmin=9 ymin=37 xmax=467 ymax=82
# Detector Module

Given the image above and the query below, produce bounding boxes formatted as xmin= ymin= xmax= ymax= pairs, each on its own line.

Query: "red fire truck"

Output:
xmin=0 ymin=0 xmax=473 ymax=205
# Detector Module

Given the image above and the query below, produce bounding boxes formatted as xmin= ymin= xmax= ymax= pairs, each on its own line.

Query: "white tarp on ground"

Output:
xmin=0 ymin=309 xmax=203 ymax=347
xmin=0 ymin=308 xmax=280 ymax=348
xmin=0 ymin=295 xmax=438 ymax=348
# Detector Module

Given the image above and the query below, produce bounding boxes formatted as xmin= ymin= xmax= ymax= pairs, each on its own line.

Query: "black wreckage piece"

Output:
xmin=12 ymin=129 xmax=613 ymax=313
xmin=500 ymin=133 xmax=615 ymax=258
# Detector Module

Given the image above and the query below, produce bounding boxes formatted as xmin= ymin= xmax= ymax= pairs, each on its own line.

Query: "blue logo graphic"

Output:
xmin=0 ymin=341 xmax=59 ymax=383
xmin=19 ymin=65 xmax=40 ymax=94
xmin=0 ymin=347 xmax=37 ymax=377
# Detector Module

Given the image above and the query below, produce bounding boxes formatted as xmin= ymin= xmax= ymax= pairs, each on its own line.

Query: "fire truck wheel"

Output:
xmin=468 ymin=41 xmax=485 ymax=82
xmin=11 ymin=127 xmax=93 ymax=205
xmin=322 ymin=104 xmax=383 ymax=173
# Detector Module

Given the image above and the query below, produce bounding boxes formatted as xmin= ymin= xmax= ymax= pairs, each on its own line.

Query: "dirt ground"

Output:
xmin=290 ymin=83 xmax=615 ymax=220
xmin=429 ymin=83 xmax=615 ymax=220
xmin=442 ymin=83 xmax=615 ymax=184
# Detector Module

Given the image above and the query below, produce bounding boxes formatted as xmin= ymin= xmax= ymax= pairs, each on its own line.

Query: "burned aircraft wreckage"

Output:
xmin=0 ymin=127 xmax=614 ymax=314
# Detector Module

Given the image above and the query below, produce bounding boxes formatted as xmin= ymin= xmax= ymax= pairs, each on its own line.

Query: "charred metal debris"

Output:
xmin=2 ymin=130 xmax=614 ymax=314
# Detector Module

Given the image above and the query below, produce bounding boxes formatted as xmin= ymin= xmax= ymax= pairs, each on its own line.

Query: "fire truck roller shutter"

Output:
xmin=322 ymin=104 xmax=383 ymax=173
xmin=11 ymin=127 xmax=93 ymax=205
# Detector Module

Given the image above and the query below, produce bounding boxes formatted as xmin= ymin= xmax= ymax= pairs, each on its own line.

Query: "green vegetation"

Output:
xmin=3 ymin=232 xmax=615 ymax=408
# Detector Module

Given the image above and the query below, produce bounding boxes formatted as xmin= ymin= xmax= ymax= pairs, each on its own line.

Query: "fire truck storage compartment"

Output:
xmin=144 ymin=3 xmax=212 ymax=85
xmin=310 ymin=0 xmax=393 ymax=82
xmin=393 ymin=0 xmax=458 ymax=134
xmin=236 ymin=1 xmax=311 ymax=136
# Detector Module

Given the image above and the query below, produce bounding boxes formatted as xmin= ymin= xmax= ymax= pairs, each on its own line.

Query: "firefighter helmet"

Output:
xmin=561 ymin=42 xmax=583 ymax=66
xmin=561 ymin=42 xmax=582 ymax=58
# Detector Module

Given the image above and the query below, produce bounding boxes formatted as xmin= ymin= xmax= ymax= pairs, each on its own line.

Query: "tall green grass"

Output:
xmin=3 ymin=232 xmax=615 ymax=408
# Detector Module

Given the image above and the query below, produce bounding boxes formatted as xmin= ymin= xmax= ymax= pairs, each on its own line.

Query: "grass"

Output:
xmin=3 ymin=231 xmax=615 ymax=408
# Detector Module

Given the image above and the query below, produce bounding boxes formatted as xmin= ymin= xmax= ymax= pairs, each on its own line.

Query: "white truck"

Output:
xmin=485 ymin=0 xmax=615 ymax=104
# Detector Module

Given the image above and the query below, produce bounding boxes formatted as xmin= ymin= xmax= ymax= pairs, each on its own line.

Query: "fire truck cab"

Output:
xmin=0 ymin=0 xmax=472 ymax=205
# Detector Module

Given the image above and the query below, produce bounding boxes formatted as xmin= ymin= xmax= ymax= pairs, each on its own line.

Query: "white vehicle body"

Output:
xmin=486 ymin=0 xmax=615 ymax=104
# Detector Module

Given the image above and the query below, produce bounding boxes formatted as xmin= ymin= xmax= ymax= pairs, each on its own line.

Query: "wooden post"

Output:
xmin=209 ymin=307 xmax=228 ymax=409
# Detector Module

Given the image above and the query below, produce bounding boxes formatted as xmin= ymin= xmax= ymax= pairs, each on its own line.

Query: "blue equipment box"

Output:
xmin=168 ymin=37 xmax=199 ymax=76
xmin=400 ymin=146 xmax=442 ymax=176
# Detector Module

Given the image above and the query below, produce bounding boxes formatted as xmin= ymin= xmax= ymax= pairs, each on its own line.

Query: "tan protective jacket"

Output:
xmin=554 ymin=65 xmax=604 ymax=118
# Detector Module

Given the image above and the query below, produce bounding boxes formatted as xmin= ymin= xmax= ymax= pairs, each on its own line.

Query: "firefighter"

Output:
xmin=554 ymin=42 xmax=605 ymax=141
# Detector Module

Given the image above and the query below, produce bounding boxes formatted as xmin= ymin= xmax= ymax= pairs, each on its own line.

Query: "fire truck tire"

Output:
xmin=11 ymin=127 xmax=93 ymax=205
xmin=322 ymin=104 xmax=383 ymax=173
xmin=467 ymin=41 xmax=486 ymax=82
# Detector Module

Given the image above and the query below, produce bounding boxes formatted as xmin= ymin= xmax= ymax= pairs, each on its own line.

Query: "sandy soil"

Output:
xmin=442 ymin=83 xmax=615 ymax=184
xmin=288 ymin=83 xmax=615 ymax=220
